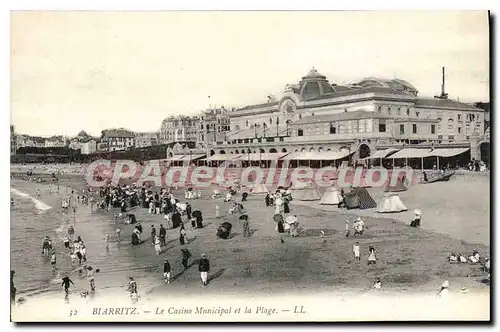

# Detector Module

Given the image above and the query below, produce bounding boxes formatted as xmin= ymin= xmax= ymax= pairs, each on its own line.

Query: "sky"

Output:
xmin=10 ymin=11 xmax=489 ymax=137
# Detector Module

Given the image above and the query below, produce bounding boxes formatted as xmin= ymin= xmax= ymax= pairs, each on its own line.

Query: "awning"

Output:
xmin=281 ymin=150 xmax=352 ymax=161
xmin=389 ymin=148 xmax=432 ymax=159
xmin=182 ymin=154 xmax=207 ymax=161
xmin=427 ymin=148 xmax=470 ymax=158
xmin=167 ymin=155 xmax=185 ymax=161
xmin=238 ymin=152 xmax=289 ymax=161
xmin=206 ymin=154 xmax=242 ymax=161
xmin=361 ymin=148 xmax=400 ymax=160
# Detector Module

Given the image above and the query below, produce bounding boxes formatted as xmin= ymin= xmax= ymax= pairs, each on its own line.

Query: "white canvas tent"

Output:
xmin=251 ymin=183 xmax=269 ymax=194
xmin=291 ymin=182 xmax=321 ymax=201
xmin=376 ymin=193 xmax=407 ymax=213
xmin=320 ymin=186 xmax=343 ymax=205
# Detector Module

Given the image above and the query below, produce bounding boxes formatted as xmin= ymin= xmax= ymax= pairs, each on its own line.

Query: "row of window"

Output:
xmin=377 ymin=105 xmax=422 ymax=118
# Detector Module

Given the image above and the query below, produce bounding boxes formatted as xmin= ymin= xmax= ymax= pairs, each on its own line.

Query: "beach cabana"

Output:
xmin=320 ymin=186 xmax=343 ymax=205
xmin=377 ymin=193 xmax=407 ymax=213
xmin=291 ymin=182 xmax=321 ymax=201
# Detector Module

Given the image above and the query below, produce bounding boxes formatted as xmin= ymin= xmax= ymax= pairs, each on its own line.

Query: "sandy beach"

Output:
xmin=10 ymin=166 xmax=490 ymax=321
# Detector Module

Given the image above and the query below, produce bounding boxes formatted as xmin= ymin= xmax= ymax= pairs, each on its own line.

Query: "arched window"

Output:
xmin=245 ymin=120 xmax=249 ymax=127
xmin=235 ymin=150 xmax=239 ymax=154
xmin=318 ymin=147 xmax=324 ymax=152
xmin=301 ymin=148 xmax=306 ymax=152
xmin=282 ymin=148 xmax=287 ymax=153
xmin=309 ymin=147 xmax=315 ymax=152
xmin=235 ymin=125 xmax=240 ymax=131
xmin=448 ymin=118 xmax=454 ymax=129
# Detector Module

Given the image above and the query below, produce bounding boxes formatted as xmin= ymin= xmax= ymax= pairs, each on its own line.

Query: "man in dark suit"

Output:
xmin=198 ymin=253 xmax=210 ymax=286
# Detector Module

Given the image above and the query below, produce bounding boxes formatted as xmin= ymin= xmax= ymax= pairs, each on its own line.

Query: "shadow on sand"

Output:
xmin=207 ymin=269 xmax=225 ymax=284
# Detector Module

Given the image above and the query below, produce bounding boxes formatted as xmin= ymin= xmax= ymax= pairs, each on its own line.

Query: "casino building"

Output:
xmin=206 ymin=68 xmax=489 ymax=164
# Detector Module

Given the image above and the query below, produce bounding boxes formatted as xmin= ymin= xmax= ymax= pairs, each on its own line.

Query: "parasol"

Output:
xmin=414 ymin=209 xmax=422 ymax=216
xmin=273 ymin=214 xmax=284 ymax=223
xmin=239 ymin=214 xmax=249 ymax=221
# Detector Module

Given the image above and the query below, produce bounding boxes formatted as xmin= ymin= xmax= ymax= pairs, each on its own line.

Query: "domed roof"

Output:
xmin=358 ymin=77 xmax=418 ymax=94
xmin=77 ymin=130 xmax=88 ymax=137
xmin=392 ymin=78 xmax=417 ymax=91
xmin=302 ymin=67 xmax=327 ymax=80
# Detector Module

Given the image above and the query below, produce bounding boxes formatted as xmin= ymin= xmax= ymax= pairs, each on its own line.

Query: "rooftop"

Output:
xmin=415 ymin=98 xmax=483 ymax=111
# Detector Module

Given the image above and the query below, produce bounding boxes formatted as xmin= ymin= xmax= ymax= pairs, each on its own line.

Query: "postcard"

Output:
xmin=10 ymin=10 xmax=490 ymax=322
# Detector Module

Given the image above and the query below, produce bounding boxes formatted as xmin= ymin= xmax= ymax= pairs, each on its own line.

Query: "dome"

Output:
xmin=392 ymin=78 xmax=417 ymax=91
xmin=77 ymin=130 xmax=88 ymax=137
xmin=301 ymin=67 xmax=327 ymax=80
xmin=358 ymin=77 xmax=418 ymax=95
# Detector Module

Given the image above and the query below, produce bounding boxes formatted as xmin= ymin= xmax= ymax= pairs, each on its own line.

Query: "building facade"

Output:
xmin=197 ymin=107 xmax=232 ymax=148
xmin=135 ymin=131 xmax=160 ymax=149
xmin=44 ymin=136 xmax=67 ymax=148
xmin=208 ymin=68 xmax=488 ymax=162
xmin=101 ymin=128 xmax=136 ymax=151
xmin=160 ymin=116 xmax=199 ymax=145
xmin=81 ymin=139 xmax=97 ymax=155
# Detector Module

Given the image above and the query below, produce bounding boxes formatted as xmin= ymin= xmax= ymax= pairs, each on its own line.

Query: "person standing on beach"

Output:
xmin=154 ymin=235 xmax=162 ymax=255
xmin=198 ymin=254 xmax=210 ymax=286
xmin=181 ymin=248 xmax=191 ymax=269
xmin=62 ymin=276 xmax=75 ymax=294
xmin=68 ymin=226 xmax=75 ymax=240
xmin=128 ymin=277 xmax=138 ymax=303
xmin=345 ymin=220 xmax=350 ymax=238
xmin=50 ymin=251 xmax=57 ymax=271
xmin=163 ymin=259 xmax=171 ymax=284
xmin=81 ymin=245 xmax=87 ymax=263
xmin=368 ymin=245 xmax=376 ymax=265
xmin=353 ymin=242 xmax=360 ymax=263
xmin=104 ymin=234 xmax=109 ymax=247
xmin=151 ymin=225 xmax=157 ymax=245
xmin=116 ymin=226 xmax=121 ymax=242
xmin=87 ymin=267 xmax=100 ymax=291
xmin=159 ymin=224 xmax=166 ymax=246
xmin=215 ymin=205 xmax=220 ymax=218
xmin=186 ymin=202 xmax=192 ymax=220
xmin=63 ymin=235 xmax=71 ymax=250
xmin=36 ymin=188 xmax=41 ymax=198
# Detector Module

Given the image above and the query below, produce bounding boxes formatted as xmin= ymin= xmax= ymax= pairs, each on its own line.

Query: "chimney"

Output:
xmin=441 ymin=67 xmax=446 ymax=97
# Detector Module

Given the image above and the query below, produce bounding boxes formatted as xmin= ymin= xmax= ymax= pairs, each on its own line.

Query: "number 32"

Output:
xmin=69 ymin=309 xmax=78 ymax=317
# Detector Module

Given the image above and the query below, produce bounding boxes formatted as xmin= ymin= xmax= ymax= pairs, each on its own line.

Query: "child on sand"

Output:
xmin=104 ymin=234 xmax=109 ymax=247
xmin=215 ymin=205 xmax=220 ymax=218
xmin=116 ymin=227 xmax=121 ymax=242
xmin=50 ymin=251 xmax=57 ymax=271
xmin=353 ymin=242 xmax=360 ymax=263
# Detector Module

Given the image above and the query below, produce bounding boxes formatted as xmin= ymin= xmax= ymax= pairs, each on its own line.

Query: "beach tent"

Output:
xmin=377 ymin=193 xmax=407 ymax=213
xmin=251 ymin=183 xmax=269 ymax=194
xmin=291 ymin=182 xmax=321 ymax=201
xmin=320 ymin=186 xmax=343 ymax=205
xmin=344 ymin=187 xmax=377 ymax=209
xmin=384 ymin=177 xmax=408 ymax=192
